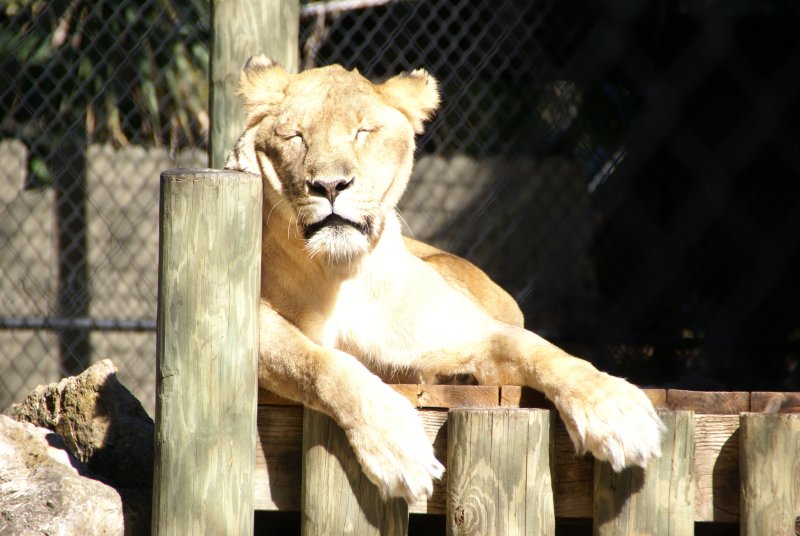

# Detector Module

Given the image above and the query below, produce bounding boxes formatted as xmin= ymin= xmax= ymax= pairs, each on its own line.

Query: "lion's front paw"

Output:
xmin=556 ymin=372 xmax=665 ymax=471
xmin=344 ymin=386 xmax=444 ymax=505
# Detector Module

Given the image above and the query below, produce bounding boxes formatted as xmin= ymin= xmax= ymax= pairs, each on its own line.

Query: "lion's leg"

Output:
xmin=257 ymin=303 xmax=443 ymax=503
xmin=416 ymin=323 xmax=665 ymax=472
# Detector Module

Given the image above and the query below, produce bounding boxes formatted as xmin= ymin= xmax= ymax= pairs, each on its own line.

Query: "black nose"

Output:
xmin=307 ymin=177 xmax=354 ymax=203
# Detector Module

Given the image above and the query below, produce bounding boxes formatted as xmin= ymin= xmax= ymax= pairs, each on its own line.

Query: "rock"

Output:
xmin=10 ymin=359 xmax=154 ymax=491
xmin=9 ymin=360 xmax=154 ymax=534
xmin=0 ymin=415 xmax=124 ymax=535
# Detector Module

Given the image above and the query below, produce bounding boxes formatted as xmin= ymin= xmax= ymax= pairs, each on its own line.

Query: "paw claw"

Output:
xmin=558 ymin=373 xmax=665 ymax=471
xmin=346 ymin=383 xmax=443 ymax=505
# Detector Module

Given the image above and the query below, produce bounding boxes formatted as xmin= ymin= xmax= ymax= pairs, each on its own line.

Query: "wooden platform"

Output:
xmin=255 ymin=386 xmax=800 ymax=522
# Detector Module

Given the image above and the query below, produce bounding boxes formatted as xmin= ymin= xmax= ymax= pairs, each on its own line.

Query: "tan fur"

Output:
xmin=225 ymin=56 xmax=664 ymax=504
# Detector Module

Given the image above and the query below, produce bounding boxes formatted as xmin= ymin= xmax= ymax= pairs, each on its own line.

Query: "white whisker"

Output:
xmin=395 ymin=209 xmax=415 ymax=238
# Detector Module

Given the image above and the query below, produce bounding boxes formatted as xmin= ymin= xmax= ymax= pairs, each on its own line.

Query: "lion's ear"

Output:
xmin=237 ymin=55 xmax=290 ymax=125
xmin=377 ymin=69 xmax=440 ymax=134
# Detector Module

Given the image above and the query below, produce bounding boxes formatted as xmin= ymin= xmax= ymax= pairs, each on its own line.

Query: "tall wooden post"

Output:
xmin=153 ymin=169 xmax=262 ymax=535
xmin=593 ymin=410 xmax=695 ymax=536
xmin=447 ymin=408 xmax=555 ymax=535
xmin=209 ymin=0 xmax=299 ymax=168
xmin=739 ymin=413 xmax=800 ymax=536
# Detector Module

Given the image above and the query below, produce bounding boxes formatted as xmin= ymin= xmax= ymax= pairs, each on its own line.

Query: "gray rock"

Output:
xmin=0 ymin=415 xmax=124 ymax=535
xmin=10 ymin=359 xmax=154 ymax=491
xmin=9 ymin=360 xmax=154 ymax=534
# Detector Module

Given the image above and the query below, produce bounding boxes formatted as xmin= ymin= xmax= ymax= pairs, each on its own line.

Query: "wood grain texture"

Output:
xmin=750 ymin=392 xmax=800 ymax=413
xmin=739 ymin=413 xmax=800 ymax=536
xmin=693 ymin=415 xmax=740 ymax=522
xmin=593 ymin=410 xmax=695 ymax=536
xmin=301 ymin=408 xmax=409 ymax=535
xmin=153 ymin=169 xmax=261 ymax=535
xmin=209 ymin=0 xmax=299 ymax=168
xmin=252 ymin=406 xmax=744 ymax=521
xmin=253 ymin=388 xmax=800 ymax=522
xmin=255 ymin=406 xmax=303 ymax=511
xmin=668 ymin=390 xmax=750 ymax=414
xmin=447 ymin=409 xmax=554 ymax=536
xmin=418 ymin=385 xmax=499 ymax=408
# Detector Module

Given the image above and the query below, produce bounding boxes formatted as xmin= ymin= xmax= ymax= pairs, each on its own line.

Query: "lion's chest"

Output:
xmin=321 ymin=277 xmax=419 ymax=367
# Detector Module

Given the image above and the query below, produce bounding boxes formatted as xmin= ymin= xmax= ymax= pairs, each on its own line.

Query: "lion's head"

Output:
xmin=225 ymin=56 xmax=439 ymax=265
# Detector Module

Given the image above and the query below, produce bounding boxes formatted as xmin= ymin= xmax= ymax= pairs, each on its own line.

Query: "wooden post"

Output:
xmin=447 ymin=408 xmax=555 ymax=536
xmin=209 ymin=0 xmax=299 ymax=168
xmin=739 ymin=413 xmax=800 ymax=536
xmin=593 ymin=410 xmax=695 ymax=536
xmin=153 ymin=169 xmax=262 ymax=535
xmin=301 ymin=408 xmax=409 ymax=535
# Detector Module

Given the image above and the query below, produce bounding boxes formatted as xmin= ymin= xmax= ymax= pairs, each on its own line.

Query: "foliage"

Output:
xmin=0 ymin=0 xmax=209 ymax=152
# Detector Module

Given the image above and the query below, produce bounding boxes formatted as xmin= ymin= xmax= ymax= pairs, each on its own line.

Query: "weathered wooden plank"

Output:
xmin=551 ymin=418 xmax=593 ymax=519
xmin=389 ymin=384 xmax=421 ymax=406
xmin=594 ymin=410 xmax=695 ymax=536
xmin=153 ymin=169 xmax=261 ymax=535
xmin=693 ymin=415 xmax=740 ymax=522
xmin=255 ymin=406 xmax=303 ymax=511
xmin=499 ymin=385 xmax=550 ymax=408
xmin=643 ymin=388 xmax=669 ymax=409
xmin=447 ymin=408 xmax=554 ymax=536
xmin=419 ymin=385 xmax=499 ymax=408
xmin=254 ymin=388 xmax=800 ymax=521
xmin=668 ymin=390 xmax=750 ymax=414
xmin=739 ymin=413 xmax=800 ymax=536
xmin=253 ymin=407 xmax=742 ymax=521
xmin=413 ymin=411 xmax=449 ymax=515
xmin=750 ymin=391 xmax=800 ymax=413
xmin=209 ymin=0 xmax=299 ymax=168
xmin=259 ymin=388 xmax=299 ymax=406
xmin=500 ymin=386 xmax=666 ymax=410
xmin=253 ymin=407 xmax=448 ymax=514
xmin=301 ymin=408 xmax=409 ymax=535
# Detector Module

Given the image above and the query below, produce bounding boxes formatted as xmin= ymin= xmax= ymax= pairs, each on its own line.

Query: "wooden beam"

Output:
xmin=301 ymin=408 xmax=409 ymax=535
xmin=447 ymin=408 xmax=554 ymax=535
xmin=209 ymin=0 xmax=299 ymax=168
xmin=668 ymin=390 xmax=750 ymax=414
xmin=739 ymin=413 xmax=800 ymax=536
xmin=750 ymin=391 xmax=800 ymax=413
xmin=153 ymin=169 xmax=261 ymax=535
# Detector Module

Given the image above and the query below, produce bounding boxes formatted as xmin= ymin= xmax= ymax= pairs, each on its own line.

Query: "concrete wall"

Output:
xmin=1 ymin=141 xmax=597 ymax=416
xmin=0 ymin=140 xmax=204 ymax=415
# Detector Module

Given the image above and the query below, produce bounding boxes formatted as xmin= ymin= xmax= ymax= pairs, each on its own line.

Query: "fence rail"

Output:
xmin=256 ymin=386 xmax=800 ymax=533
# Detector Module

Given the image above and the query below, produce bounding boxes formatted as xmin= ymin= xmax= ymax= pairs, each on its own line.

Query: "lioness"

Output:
xmin=225 ymin=55 xmax=664 ymax=504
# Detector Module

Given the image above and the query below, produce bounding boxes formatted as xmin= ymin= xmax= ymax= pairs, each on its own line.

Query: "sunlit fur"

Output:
xmin=225 ymin=57 xmax=665 ymax=504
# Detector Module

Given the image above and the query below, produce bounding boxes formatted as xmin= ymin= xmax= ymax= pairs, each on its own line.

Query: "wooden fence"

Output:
xmin=257 ymin=386 xmax=800 ymax=535
xmin=153 ymin=172 xmax=800 ymax=535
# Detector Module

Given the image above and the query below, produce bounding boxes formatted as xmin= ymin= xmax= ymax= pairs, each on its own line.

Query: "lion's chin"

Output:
xmin=305 ymin=224 xmax=370 ymax=266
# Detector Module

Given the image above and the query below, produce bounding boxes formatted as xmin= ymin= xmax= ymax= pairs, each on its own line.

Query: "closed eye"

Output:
xmin=355 ymin=127 xmax=376 ymax=143
xmin=275 ymin=127 xmax=303 ymax=142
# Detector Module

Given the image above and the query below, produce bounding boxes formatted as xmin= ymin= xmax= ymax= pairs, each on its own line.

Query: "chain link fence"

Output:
xmin=0 ymin=0 xmax=209 ymax=414
xmin=2 ymin=0 xmax=799 ymax=415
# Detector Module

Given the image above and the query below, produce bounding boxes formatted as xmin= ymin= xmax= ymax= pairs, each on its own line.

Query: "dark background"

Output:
xmin=302 ymin=0 xmax=800 ymax=392
xmin=1 ymin=0 xmax=798 ymax=410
